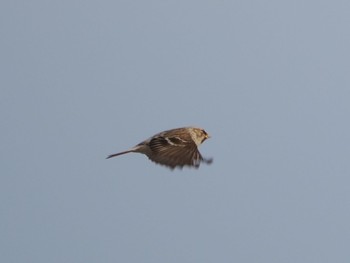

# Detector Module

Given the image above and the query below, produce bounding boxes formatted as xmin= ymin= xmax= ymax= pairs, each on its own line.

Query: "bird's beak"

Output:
xmin=206 ymin=134 xmax=211 ymax=139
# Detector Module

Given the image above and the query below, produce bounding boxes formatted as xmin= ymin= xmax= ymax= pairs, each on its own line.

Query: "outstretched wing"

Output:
xmin=147 ymin=136 xmax=204 ymax=169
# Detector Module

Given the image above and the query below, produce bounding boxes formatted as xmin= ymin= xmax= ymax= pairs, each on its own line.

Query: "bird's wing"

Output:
xmin=147 ymin=136 xmax=203 ymax=169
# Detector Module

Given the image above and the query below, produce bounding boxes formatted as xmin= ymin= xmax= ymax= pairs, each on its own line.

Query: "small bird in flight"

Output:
xmin=107 ymin=127 xmax=213 ymax=169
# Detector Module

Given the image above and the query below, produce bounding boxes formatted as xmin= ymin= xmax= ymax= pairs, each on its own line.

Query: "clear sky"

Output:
xmin=1 ymin=0 xmax=350 ymax=262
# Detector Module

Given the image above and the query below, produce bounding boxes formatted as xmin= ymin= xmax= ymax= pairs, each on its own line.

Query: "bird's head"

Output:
xmin=191 ymin=127 xmax=210 ymax=145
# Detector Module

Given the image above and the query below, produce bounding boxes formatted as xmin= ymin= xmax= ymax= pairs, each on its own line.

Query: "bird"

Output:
xmin=106 ymin=127 xmax=213 ymax=169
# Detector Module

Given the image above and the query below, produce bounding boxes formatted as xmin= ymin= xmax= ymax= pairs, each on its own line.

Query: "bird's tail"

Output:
xmin=106 ymin=150 xmax=134 ymax=159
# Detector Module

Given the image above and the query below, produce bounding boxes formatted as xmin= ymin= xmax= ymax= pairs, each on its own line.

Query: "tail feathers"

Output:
xmin=106 ymin=150 xmax=134 ymax=159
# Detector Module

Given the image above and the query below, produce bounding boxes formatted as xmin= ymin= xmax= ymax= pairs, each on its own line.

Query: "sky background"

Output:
xmin=1 ymin=0 xmax=350 ymax=262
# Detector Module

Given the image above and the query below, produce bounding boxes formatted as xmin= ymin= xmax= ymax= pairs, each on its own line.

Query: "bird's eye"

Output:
xmin=202 ymin=129 xmax=207 ymax=135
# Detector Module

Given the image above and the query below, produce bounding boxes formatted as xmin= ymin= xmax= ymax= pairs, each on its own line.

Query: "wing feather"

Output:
xmin=147 ymin=136 xmax=203 ymax=169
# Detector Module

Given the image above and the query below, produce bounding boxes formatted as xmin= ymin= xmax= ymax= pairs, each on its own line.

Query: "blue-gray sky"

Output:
xmin=1 ymin=0 xmax=350 ymax=262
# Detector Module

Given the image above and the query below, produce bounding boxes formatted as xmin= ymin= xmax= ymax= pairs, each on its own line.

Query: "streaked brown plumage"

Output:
xmin=107 ymin=127 xmax=213 ymax=169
